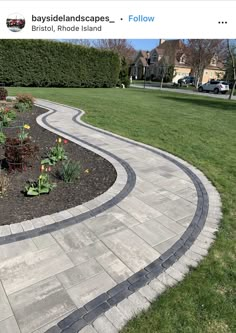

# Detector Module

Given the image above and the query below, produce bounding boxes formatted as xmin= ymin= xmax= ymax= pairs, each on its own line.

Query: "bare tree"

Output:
xmin=227 ymin=40 xmax=236 ymax=100
xmin=92 ymin=39 xmax=136 ymax=63
xmin=185 ymin=39 xmax=227 ymax=87
xmin=154 ymin=41 xmax=178 ymax=88
xmin=158 ymin=56 xmax=171 ymax=89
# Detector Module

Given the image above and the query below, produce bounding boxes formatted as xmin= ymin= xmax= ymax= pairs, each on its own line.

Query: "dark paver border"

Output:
xmin=29 ymin=102 xmax=209 ymax=333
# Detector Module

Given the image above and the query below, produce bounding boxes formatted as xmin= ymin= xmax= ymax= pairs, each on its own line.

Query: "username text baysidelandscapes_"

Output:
xmin=31 ymin=14 xmax=110 ymax=32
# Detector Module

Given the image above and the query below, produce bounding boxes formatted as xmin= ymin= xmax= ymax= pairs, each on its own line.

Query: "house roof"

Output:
xmin=133 ymin=50 xmax=149 ymax=66
xmin=157 ymin=39 xmax=184 ymax=52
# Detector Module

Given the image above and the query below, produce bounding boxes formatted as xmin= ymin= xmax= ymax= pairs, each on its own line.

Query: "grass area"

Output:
xmin=8 ymin=87 xmax=236 ymax=332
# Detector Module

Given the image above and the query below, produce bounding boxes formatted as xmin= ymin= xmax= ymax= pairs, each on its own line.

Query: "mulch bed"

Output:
xmin=0 ymin=105 xmax=117 ymax=226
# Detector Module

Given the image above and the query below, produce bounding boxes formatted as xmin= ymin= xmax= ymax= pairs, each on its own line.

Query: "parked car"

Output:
xmin=198 ymin=80 xmax=229 ymax=94
xmin=178 ymin=76 xmax=195 ymax=86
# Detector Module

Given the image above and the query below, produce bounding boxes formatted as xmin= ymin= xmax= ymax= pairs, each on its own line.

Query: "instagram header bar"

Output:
xmin=1 ymin=1 xmax=236 ymax=38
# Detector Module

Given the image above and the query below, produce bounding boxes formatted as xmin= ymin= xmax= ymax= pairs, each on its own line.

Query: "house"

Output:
xmin=130 ymin=39 xmax=225 ymax=83
xmin=130 ymin=50 xmax=150 ymax=80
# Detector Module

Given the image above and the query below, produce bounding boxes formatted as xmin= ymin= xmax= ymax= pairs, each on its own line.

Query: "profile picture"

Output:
xmin=6 ymin=13 xmax=25 ymax=32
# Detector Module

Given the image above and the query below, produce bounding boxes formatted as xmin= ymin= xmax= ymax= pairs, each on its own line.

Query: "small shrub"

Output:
xmin=0 ymin=87 xmax=8 ymax=101
xmin=58 ymin=159 xmax=81 ymax=183
xmin=4 ymin=137 xmax=39 ymax=171
xmin=15 ymin=93 xmax=34 ymax=112
xmin=16 ymin=93 xmax=35 ymax=106
xmin=0 ymin=172 xmax=9 ymax=196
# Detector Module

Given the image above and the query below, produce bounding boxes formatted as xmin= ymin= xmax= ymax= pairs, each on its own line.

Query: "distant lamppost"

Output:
xmin=144 ymin=51 xmax=150 ymax=88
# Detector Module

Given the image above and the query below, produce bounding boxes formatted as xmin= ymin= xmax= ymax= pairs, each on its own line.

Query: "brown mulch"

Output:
xmin=0 ymin=105 xmax=117 ymax=225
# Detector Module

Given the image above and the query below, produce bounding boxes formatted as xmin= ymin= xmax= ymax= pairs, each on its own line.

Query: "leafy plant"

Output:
xmin=0 ymin=107 xmax=16 ymax=126
xmin=25 ymin=172 xmax=56 ymax=196
xmin=3 ymin=107 xmax=16 ymax=120
xmin=0 ymin=87 xmax=8 ymax=100
xmin=41 ymin=138 xmax=68 ymax=166
xmin=0 ymin=113 xmax=10 ymax=127
xmin=0 ymin=130 xmax=6 ymax=144
xmin=15 ymin=102 xmax=30 ymax=113
xmin=58 ymin=159 xmax=81 ymax=183
xmin=18 ymin=124 xmax=30 ymax=141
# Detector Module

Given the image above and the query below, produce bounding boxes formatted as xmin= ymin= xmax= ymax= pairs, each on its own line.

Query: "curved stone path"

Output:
xmin=0 ymin=100 xmax=222 ymax=333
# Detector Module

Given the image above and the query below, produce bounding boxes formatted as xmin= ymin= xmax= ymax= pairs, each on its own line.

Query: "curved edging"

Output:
xmin=0 ymin=107 xmax=136 ymax=245
xmin=32 ymin=100 xmax=220 ymax=333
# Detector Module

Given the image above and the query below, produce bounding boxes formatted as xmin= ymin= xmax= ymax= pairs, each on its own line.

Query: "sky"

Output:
xmin=128 ymin=39 xmax=160 ymax=51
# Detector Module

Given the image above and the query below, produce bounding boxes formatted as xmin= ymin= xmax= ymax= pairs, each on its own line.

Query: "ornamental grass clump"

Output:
xmin=41 ymin=138 xmax=68 ymax=166
xmin=58 ymin=159 xmax=81 ymax=183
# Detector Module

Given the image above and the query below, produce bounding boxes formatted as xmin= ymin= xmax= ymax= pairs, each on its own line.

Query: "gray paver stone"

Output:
xmin=128 ymin=292 xmax=150 ymax=311
xmin=157 ymin=272 xmax=178 ymax=287
xmin=0 ymin=281 xmax=13 ymax=321
xmin=139 ymin=284 xmax=158 ymax=302
xmin=0 ymin=316 xmax=21 ymax=333
xmin=105 ymin=306 xmax=128 ymax=330
xmin=93 ymin=315 xmax=118 ymax=333
xmin=80 ymin=326 xmax=98 ymax=333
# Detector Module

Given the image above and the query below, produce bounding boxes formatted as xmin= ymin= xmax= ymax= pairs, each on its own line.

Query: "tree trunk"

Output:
xmin=227 ymin=40 xmax=236 ymax=100
xmin=229 ymin=80 xmax=236 ymax=100
xmin=160 ymin=74 xmax=164 ymax=89
xmin=195 ymin=77 xmax=200 ymax=89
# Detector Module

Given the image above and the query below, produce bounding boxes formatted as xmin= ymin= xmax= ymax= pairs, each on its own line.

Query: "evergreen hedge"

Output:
xmin=0 ymin=40 xmax=120 ymax=87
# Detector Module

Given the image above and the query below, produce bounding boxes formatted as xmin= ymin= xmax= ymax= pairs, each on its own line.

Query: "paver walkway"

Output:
xmin=0 ymin=100 xmax=222 ymax=333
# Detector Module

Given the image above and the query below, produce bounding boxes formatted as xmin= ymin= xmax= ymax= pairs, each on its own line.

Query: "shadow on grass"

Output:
xmin=157 ymin=95 xmax=236 ymax=113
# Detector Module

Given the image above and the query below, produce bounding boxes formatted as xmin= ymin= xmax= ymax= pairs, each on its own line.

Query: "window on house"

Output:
xmin=152 ymin=53 xmax=157 ymax=63
xmin=210 ymin=57 xmax=217 ymax=66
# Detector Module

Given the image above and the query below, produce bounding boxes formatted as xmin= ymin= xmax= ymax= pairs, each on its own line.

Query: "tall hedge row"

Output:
xmin=0 ymin=40 xmax=120 ymax=87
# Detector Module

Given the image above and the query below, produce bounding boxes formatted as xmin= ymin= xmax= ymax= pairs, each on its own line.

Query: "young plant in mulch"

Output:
xmin=57 ymin=159 xmax=81 ymax=183
xmin=24 ymin=165 xmax=56 ymax=196
xmin=41 ymin=138 xmax=68 ymax=166
xmin=15 ymin=93 xmax=35 ymax=112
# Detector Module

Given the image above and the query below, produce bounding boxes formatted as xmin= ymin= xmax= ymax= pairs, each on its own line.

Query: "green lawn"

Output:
xmin=8 ymin=87 xmax=236 ymax=333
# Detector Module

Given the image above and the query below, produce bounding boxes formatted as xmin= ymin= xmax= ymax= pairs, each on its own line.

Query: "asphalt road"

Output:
xmin=131 ymin=84 xmax=236 ymax=101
